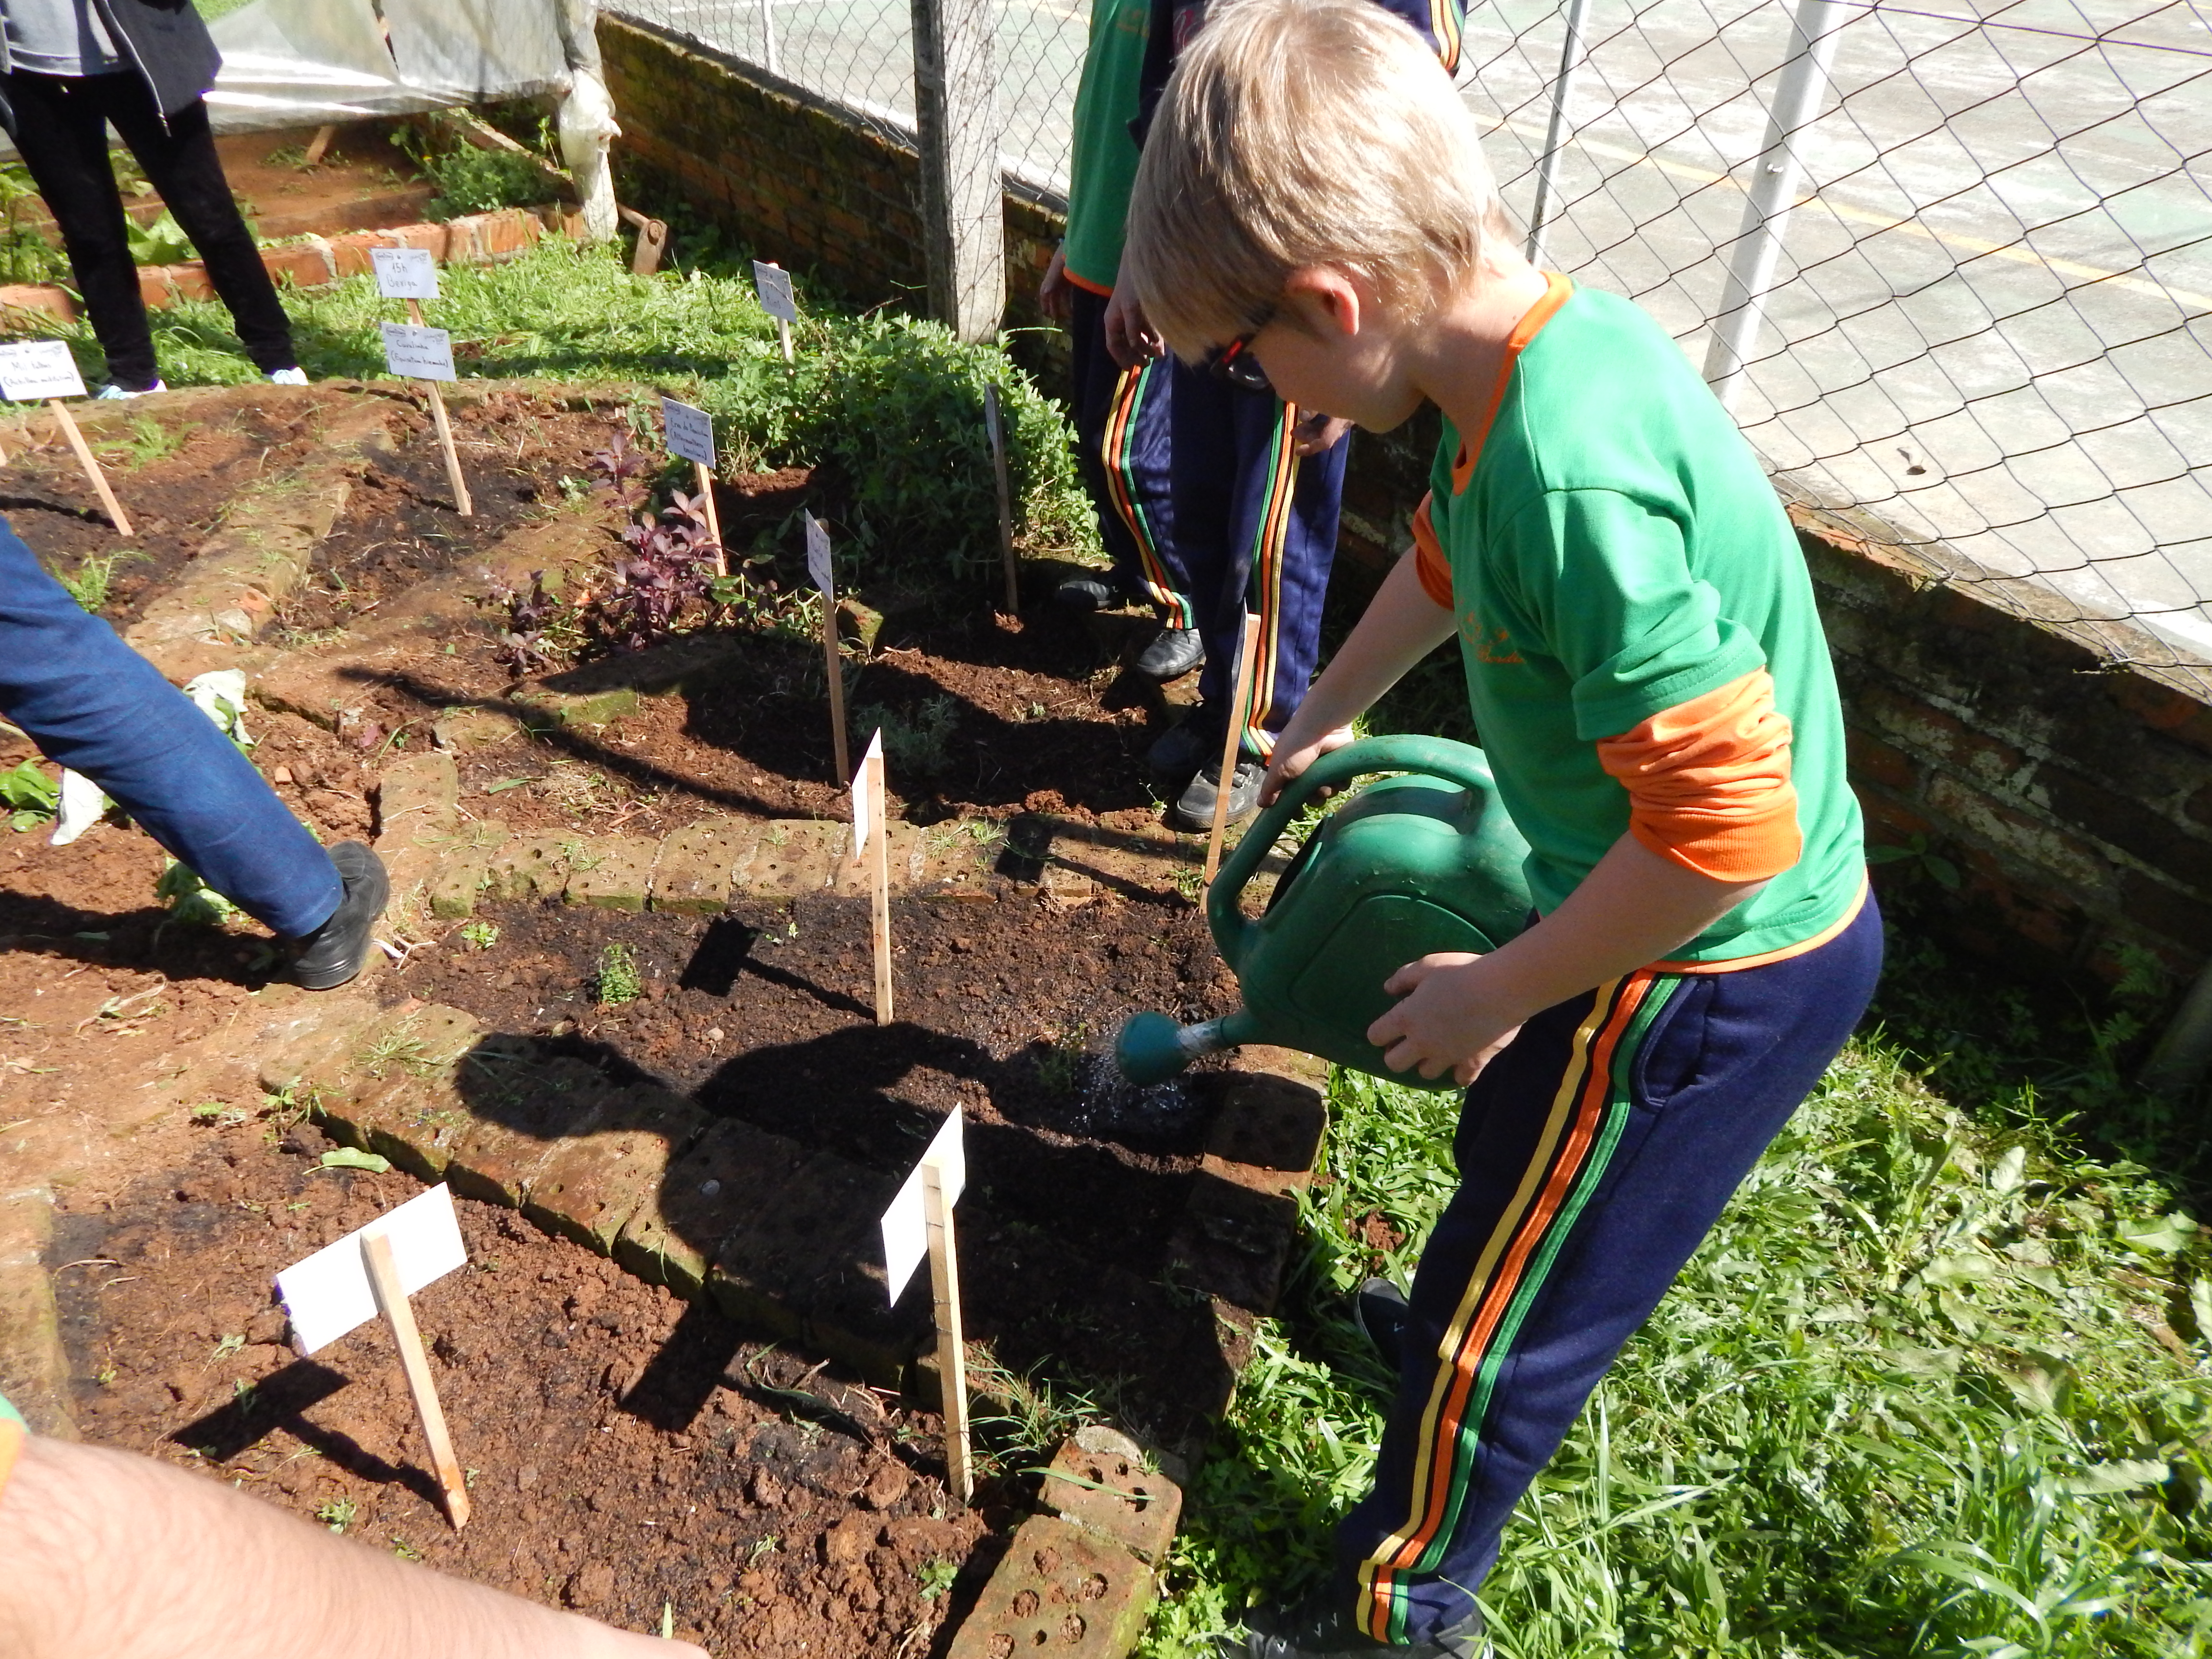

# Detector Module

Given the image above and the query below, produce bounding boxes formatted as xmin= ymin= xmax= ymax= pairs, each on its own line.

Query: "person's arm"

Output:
xmin=1039 ymin=243 xmax=1074 ymax=324
xmin=1368 ymin=836 xmax=1765 ymax=1082
xmin=1260 ymin=544 xmax=1459 ymax=802
xmin=0 ymin=1433 xmax=706 ymax=1659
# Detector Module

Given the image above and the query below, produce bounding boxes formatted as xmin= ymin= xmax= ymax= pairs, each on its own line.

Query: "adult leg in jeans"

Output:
xmin=95 ymin=78 xmax=297 ymax=375
xmin=1 ymin=72 xmax=160 ymax=390
xmin=0 ymin=517 xmax=340 ymax=937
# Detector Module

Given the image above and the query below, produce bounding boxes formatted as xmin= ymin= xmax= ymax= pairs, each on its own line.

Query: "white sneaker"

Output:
xmin=94 ymin=379 xmax=166 ymax=399
xmin=266 ymin=367 xmax=308 ymax=386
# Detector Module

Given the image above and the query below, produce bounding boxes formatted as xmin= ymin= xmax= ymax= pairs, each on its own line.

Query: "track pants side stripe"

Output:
xmin=1099 ymin=361 xmax=1191 ymax=628
xmin=1239 ymin=399 xmax=1300 ymax=757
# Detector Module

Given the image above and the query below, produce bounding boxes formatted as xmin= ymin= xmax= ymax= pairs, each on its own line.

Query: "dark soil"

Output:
xmin=52 ymin=1123 xmax=996 ymax=1654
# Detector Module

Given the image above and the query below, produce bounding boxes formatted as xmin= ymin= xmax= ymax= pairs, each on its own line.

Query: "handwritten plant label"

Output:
xmin=0 ymin=340 xmax=86 ymax=401
xmin=852 ymin=728 xmax=884 ymax=858
xmin=662 ymin=396 xmax=717 ymax=469
xmin=380 ymin=321 xmax=457 ymax=383
xmin=805 ymin=510 xmax=832 ymax=595
xmin=752 ymin=260 xmax=799 ymax=324
xmin=275 ymin=1184 xmax=467 ymax=1355
xmin=881 ymin=1107 xmax=965 ymax=1303
xmin=370 ymin=246 xmax=440 ymax=301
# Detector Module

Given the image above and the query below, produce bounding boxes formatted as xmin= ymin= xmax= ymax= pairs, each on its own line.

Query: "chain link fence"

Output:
xmin=608 ymin=0 xmax=2212 ymax=678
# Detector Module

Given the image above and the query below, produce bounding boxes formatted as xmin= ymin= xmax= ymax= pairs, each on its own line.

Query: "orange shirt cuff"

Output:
xmin=1597 ymin=669 xmax=1802 ymax=882
xmin=1412 ymin=494 xmax=1452 ymax=609
xmin=0 ymin=1419 xmax=23 ymax=1511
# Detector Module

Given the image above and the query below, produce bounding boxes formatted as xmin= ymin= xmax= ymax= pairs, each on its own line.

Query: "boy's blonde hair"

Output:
xmin=1122 ymin=0 xmax=1513 ymax=360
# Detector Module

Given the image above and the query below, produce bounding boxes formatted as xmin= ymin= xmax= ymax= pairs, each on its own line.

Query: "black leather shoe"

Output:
xmin=1055 ymin=575 xmax=1115 ymax=612
xmin=1226 ymin=1590 xmax=1489 ymax=1658
xmin=1354 ymin=1277 xmax=1410 ymax=1372
xmin=1134 ymin=625 xmax=1204 ymax=681
xmin=1147 ymin=715 xmax=1219 ymax=782
xmin=289 ymin=842 xmax=389 ymax=990
xmin=1171 ymin=755 xmax=1264 ymax=833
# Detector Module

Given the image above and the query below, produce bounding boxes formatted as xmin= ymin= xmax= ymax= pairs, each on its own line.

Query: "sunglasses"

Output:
xmin=1206 ymin=306 xmax=1276 ymax=393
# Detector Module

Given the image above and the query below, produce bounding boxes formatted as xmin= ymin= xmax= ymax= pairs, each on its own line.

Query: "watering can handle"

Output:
xmin=1205 ymin=734 xmax=1508 ymax=965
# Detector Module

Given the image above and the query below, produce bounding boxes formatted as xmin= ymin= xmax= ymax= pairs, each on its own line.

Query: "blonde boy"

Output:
xmin=1123 ymin=2 xmax=1878 ymax=1655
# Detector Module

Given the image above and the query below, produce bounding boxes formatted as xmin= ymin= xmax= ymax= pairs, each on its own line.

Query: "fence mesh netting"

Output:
xmin=609 ymin=0 xmax=2212 ymax=677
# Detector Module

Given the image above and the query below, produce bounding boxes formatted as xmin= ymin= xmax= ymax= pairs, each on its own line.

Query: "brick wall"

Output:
xmin=599 ymin=8 xmax=2212 ymax=989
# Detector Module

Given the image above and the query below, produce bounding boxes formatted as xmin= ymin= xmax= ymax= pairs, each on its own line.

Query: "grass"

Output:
xmin=48 ymin=548 xmax=147 ymax=613
xmin=1142 ymin=917 xmax=2212 ymax=1657
xmin=594 ymin=942 xmax=642 ymax=1007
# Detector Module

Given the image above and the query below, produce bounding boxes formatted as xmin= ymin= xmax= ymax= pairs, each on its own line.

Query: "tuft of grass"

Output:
xmin=594 ymin=941 xmax=642 ymax=1007
xmin=1144 ymin=962 xmax=2212 ymax=1658
xmin=99 ymin=414 xmax=192 ymax=469
xmin=49 ymin=548 xmax=149 ymax=613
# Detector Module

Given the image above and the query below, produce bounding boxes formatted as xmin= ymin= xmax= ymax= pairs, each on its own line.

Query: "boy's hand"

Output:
xmin=1104 ymin=286 xmax=1163 ymax=367
xmin=1258 ymin=723 xmax=1356 ymax=805
xmin=1039 ymin=244 xmax=1073 ymax=324
xmin=1369 ymin=953 xmax=1525 ymax=1085
xmin=1292 ymin=411 xmax=1353 ymax=457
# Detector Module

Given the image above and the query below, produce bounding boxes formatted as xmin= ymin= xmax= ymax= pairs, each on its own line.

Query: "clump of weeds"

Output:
xmin=595 ymin=942 xmax=642 ymax=1006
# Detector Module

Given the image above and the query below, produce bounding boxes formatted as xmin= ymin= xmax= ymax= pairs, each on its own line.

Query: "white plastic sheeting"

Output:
xmin=201 ymin=0 xmax=570 ymax=132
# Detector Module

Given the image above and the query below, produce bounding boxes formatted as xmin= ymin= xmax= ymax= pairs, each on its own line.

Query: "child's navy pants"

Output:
xmin=0 ymin=517 xmax=340 ymax=938
xmin=1336 ymin=891 xmax=1883 ymax=1643
xmin=1068 ymin=288 xmax=1346 ymax=757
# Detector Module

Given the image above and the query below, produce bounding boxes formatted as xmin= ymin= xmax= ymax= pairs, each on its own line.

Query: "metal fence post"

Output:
xmin=1701 ymin=0 xmax=1846 ymax=414
xmin=912 ymin=0 xmax=1006 ymax=343
xmin=758 ymin=0 xmax=781 ymax=77
xmin=1524 ymin=0 xmax=1593 ymax=269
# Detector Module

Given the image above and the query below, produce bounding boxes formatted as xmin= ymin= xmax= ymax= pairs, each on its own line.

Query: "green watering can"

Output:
xmin=1116 ymin=735 xmax=1534 ymax=1089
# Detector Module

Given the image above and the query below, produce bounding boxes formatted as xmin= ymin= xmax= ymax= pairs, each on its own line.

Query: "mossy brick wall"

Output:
xmin=599 ymin=14 xmax=1063 ymax=381
xmin=598 ymin=9 xmax=2212 ymax=989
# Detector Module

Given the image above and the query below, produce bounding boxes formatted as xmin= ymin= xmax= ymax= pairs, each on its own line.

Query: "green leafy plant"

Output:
xmin=1 ymin=757 xmax=57 ymax=830
xmin=393 ymin=125 xmax=556 ymax=220
xmin=459 ymin=919 xmax=500 ymax=950
xmin=595 ymin=942 xmax=642 ymax=1006
xmin=316 ymin=1497 xmax=358 ymax=1535
xmin=917 ymin=1557 xmax=958 ymax=1601
xmin=125 ymin=210 xmax=194 ymax=267
xmin=155 ymin=858 xmax=237 ymax=927
xmin=320 ymin=1147 xmax=391 ymax=1174
xmin=853 ymin=695 xmax=961 ymax=776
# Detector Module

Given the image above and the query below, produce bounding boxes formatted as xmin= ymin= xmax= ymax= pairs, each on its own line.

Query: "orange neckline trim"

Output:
xmin=1449 ymin=271 xmax=1573 ymax=494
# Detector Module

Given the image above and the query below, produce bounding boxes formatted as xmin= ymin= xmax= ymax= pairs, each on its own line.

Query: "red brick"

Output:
xmin=1844 ymin=725 xmax=1920 ymax=794
xmin=328 ymin=232 xmax=380 ymax=277
xmin=261 ymin=240 xmax=335 ymax=289
xmin=384 ymin=222 xmax=451 ymax=257
xmin=0 ymin=283 xmax=72 ymax=320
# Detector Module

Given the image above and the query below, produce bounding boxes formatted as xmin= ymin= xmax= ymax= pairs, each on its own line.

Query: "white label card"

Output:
xmin=276 ymin=1184 xmax=468 ymax=1356
xmin=852 ymin=729 xmax=883 ymax=856
xmin=662 ymin=397 xmax=717 ymax=469
xmin=805 ymin=511 xmax=832 ymax=595
xmin=0 ymin=339 xmax=86 ymax=402
xmin=370 ymin=246 xmax=440 ymax=301
xmin=881 ymin=1107 xmax=966 ymax=1305
xmin=380 ymin=321 xmax=456 ymax=383
xmin=984 ymin=384 xmax=1004 ymax=455
xmin=753 ymin=260 xmax=799 ymax=324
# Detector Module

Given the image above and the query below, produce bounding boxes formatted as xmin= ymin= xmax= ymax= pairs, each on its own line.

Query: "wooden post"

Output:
xmin=777 ymin=317 xmax=793 ymax=365
xmin=303 ymin=124 xmax=337 ymax=166
xmin=922 ymin=1161 xmax=971 ymax=1505
xmin=869 ymin=746 xmax=894 ymax=1023
xmin=405 ymin=298 xmax=472 ymax=517
xmin=823 ymin=602 xmax=850 ymax=783
xmin=910 ymin=0 xmax=1004 ymax=343
xmin=984 ymin=385 xmax=1017 ymax=613
xmin=361 ymin=1230 xmax=471 ymax=1530
xmin=49 ymin=400 xmax=129 ymax=535
xmin=695 ymin=460 xmax=726 ymax=578
xmin=1204 ymin=612 xmax=1263 ymax=886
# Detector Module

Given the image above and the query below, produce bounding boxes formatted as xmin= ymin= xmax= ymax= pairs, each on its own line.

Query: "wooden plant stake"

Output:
xmin=754 ymin=260 xmax=799 ymax=364
xmin=0 ymin=340 xmax=127 ymax=532
xmin=661 ymin=397 xmax=727 ymax=577
xmin=852 ymin=730 xmax=894 ymax=1023
xmin=1204 ymin=612 xmax=1264 ymax=885
xmin=984 ymin=385 xmax=1017 ymax=613
xmin=274 ymin=1185 xmax=473 ymax=1534
xmin=880 ymin=1109 xmax=969 ymax=1507
xmin=923 ymin=1159 xmax=971 ymax=1505
xmin=807 ymin=511 xmax=849 ymax=781
xmin=406 ymin=298 xmax=472 ymax=518
xmin=303 ymin=124 xmax=337 ymax=166
xmin=363 ymin=1231 xmax=472 ymax=1529
xmin=51 ymin=400 xmax=130 ymax=535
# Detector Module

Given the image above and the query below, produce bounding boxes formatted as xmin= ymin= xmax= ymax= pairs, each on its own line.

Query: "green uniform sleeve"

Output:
xmin=1499 ymin=487 xmax=1767 ymax=740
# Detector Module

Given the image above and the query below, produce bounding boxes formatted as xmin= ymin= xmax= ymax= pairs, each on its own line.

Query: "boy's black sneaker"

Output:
xmin=1226 ymin=1592 xmax=1489 ymax=1659
xmin=1354 ymin=1277 xmax=1410 ymax=1373
xmin=1171 ymin=755 xmax=1264 ymax=832
xmin=1147 ymin=713 xmax=1219 ymax=782
xmin=1055 ymin=575 xmax=1116 ymax=612
xmin=289 ymin=842 xmax=389 ymax=990
xmin=1134 ymin=625 xmax=1204 ymax=682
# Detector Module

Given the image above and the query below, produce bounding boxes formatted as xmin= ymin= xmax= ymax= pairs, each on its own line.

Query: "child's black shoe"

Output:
xmin=1171 ymin=755 xmax=1264 ymax=832
xmin=289 ymin=842 xmax=388 ymax=990
xmin=1134 ymin=625 xmax=1204 ymax=681
xmin=1354 ymin=1277 xmax=1410 ymax=1372
xmin=1223 ymin=1591 xmax=1489 ymax=1659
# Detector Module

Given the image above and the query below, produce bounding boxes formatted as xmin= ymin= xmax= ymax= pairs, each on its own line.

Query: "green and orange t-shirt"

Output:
xmin=1412 ymin=275 xmax=1864 ymax=967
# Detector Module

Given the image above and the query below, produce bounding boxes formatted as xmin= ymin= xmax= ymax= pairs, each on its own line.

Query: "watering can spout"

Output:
xmin=1115 ymin=1009 xmax=1258 ymax=1085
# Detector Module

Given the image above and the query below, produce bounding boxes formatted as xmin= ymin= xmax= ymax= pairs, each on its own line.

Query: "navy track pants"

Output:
xmin=0 ymin=518 xmax=340 ymax=937
xmin=1068 ymin=287 xmax=1346 ymax=757
xmin=1336 ymin=891 xmax=1883 ymax=1643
